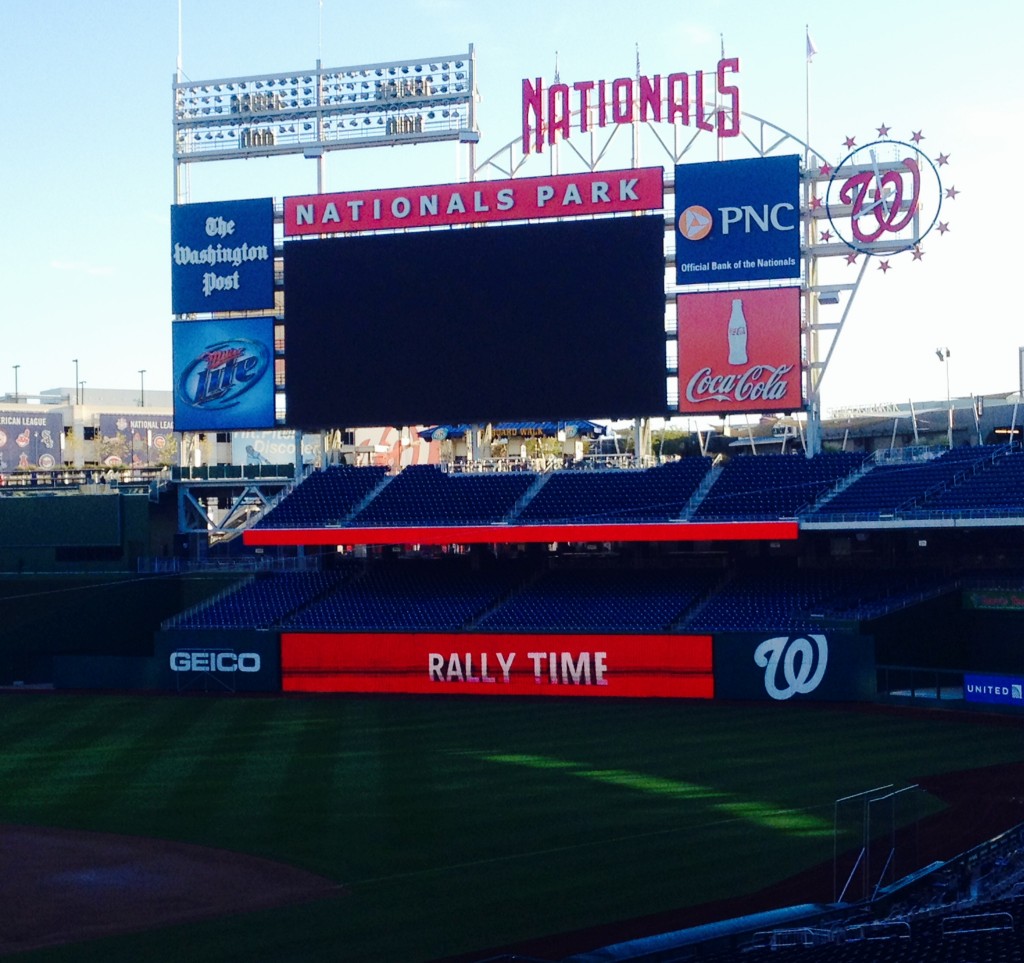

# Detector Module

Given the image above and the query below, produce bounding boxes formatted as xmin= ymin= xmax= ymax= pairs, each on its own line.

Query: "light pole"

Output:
xmin=936 ymin=348 xmax=952 ymax=449
xmin=79 ymin=380 xmax=86 ymax=405
xmin=139 ymin=369 xmax=146 ymax=408
xmin=12 ymin=365 xmax=19 ymax=404
xmin=73 ymin=359 xmax=79 ymax=404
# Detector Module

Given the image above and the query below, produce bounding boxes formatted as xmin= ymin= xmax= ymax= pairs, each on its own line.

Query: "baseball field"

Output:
xmin=1 ymin=692 xmax=1022 ymax=961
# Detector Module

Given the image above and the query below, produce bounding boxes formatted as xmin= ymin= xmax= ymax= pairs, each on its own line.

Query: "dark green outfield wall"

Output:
xmin=0 ymin=573 xmax=243 ymax=684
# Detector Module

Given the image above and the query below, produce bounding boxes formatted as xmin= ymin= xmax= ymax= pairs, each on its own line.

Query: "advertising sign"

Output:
xmin=171 ymin=198 xmax=275 ymax=315
xmin=231 ymin=430 xmax=320 ymax=468
xmin=0 ymin=410 xmax=63 ymax=471
xmin=173 ymin=317 xmax=276 ymax=431
xmin=677 ymin=287 xmax=802 ymax=415
xmin=280 ymin=632 xmax=714 ymax=698
xmin=284 ymin=168 xmax=663 ymax=235
xmin=98 ymin=414 xmax=175 ymax=467
xmin=964 ymin=674 xmax=1024 ymax=707
xmin=156 ymin=630 xmax=280 ymax=693
xmin=675 ymin=155 xmax=800 ymax=285
xmin=713 ymin=631 xmax=875 ymax=702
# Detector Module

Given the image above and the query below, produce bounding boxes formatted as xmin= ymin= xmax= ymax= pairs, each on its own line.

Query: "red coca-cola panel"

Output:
xmin=280 ymin=632 xmax=714 ymax=699
xmin=677 ymin=286 xmax=803 ymax=415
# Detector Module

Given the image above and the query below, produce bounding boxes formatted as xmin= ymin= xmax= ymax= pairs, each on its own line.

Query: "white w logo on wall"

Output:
xmin=754 ymin=634 xmax=829 ymax=700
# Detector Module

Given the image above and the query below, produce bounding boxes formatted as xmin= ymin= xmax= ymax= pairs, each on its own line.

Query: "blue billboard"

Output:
xmin=0 ymin=411 xmax=63 ymax=471
xmin=173 ymin=318 xmax=276 ymax=431
xmin=171 ymin=198 xmax=275 ymax=314
xmin=675 ymin=155 xmax=801 ymax=285
xmin=964 ymin=674 xmax=1024 ymax=707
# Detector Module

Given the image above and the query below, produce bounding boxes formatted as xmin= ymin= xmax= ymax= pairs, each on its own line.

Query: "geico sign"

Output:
xmin=169 ymin=650 xmax=261 ymax=673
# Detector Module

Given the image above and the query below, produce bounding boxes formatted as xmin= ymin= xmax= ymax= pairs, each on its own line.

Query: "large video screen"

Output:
xmin=283 ymin=215 xmax=667 ymax=428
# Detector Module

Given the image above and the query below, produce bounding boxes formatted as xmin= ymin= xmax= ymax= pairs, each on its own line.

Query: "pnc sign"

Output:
xmin=675 ymin=155 xmax=801 ymax=285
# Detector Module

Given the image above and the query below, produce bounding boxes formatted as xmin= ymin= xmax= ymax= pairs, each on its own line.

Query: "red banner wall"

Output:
xmin=284 ymin=168 xmax=664 ymax=235
xmin=281 ymin=632 xmax=714 ymax=699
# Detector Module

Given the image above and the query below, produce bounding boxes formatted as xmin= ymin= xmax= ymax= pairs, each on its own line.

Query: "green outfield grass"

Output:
xmin=3 ymin=693 xmax=1023 ymax=962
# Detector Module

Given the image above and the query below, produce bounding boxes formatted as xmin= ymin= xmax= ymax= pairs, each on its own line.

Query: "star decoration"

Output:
xmin=936 ymin=153 xmax=950 ymax=166
xmin=912 ymin=246 xmax=925 ymax=261
xmin=877 ymin=123 xmax=891 ymax=137
xmin=911 ymin=130 xmax=925 ymax=144
xmin=938 ymin=222 xmax=950 ymax=235
xmin=809 ymin=194 xmax=823 ymax=210
xmin=878 ymin=260 xmax=891 ymax=273
xmin=820 ymin=229 xmax=833 ymax=242
xmin=843 ymin=135 xmax=857 ymax=149
xmin=845 ymin=252 xmax=859 ymax=265
xmin=945 ymin=185 xmax=960 ymax=200
xmin=818 ymin=162 xmax=832 ymax=177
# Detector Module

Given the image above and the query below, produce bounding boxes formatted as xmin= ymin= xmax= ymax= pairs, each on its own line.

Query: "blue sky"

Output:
xmin=0 ymin=0 xmax=1019 ymax=419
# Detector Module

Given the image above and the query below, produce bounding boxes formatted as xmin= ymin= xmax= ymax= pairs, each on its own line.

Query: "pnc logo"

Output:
xmin=679 ymin=204 xmax=713 ymax=241
xmin=754 ymin=634 xmax=828 ymax=700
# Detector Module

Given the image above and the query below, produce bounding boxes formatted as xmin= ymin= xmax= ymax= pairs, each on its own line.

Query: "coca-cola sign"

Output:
xmin=677 ymin=287 xmax=802 ymax=415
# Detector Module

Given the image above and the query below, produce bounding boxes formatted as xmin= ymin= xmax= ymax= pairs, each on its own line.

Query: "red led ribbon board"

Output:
xmin=280 ymin=632 xmax=714 ymax=699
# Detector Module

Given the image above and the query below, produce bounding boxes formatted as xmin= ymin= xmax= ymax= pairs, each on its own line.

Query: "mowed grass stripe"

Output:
xmin=3 ymin=696 xmax=1024 ymax=963
xmin=4 ymin=696 xmax=208 ymax=821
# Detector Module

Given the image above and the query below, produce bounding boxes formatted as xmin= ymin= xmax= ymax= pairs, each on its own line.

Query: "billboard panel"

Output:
xmin=98 ymin=414 xmax=175 ymax=467
xmin=0 ymin=411 xmax=63 ymax=471
xmin=171 ymin=198 xmax=275 ymax=314
xmin=280 ymin=632 xmax=714 ymax=698
xmin=964 ymin=673 xmax=1024 ymax=707
xmin=284 ymin=168 xmax=664 ymax=235
xmin=677 ymin=286 xmax=802 ymax=415
xmin=283 ymin=215 xmax=667 ymax=428
xmin=173 ymin=317 xmax=277 ymax=431
xmin=675 ymin=155 xmax=800 ymax=285
xmin=713 ymin=631 xmax=875 ymax=702
xmin=156 ymin=630 xmax=281 ymax=693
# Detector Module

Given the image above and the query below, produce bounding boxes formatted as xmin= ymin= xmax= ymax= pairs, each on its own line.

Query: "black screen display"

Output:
xmin=283 ymin=214 xmax=667 ymax=428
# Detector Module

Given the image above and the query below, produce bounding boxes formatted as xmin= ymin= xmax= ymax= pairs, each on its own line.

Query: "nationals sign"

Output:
xmin=280 ymin=632 xmax=714 ymax=698
xmin=284 ymin=168 xmax=663 ymax=235
xmin=677 ymin=287 xmax=802 ymax=415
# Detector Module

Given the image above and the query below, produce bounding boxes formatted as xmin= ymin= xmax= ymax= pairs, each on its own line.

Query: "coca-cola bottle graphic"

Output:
xmin=727 ymin=298 xmax=748 ymax=365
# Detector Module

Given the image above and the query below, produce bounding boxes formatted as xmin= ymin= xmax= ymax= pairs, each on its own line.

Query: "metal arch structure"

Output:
xmin=469 ymin=107 xmax=871 ymax=457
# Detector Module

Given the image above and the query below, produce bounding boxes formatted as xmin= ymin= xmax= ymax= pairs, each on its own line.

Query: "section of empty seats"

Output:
xmin=693 ymin=452 xmax=864 ymax=520
xmin=283 ymin=561 xmax=523 ymax=631
xmin=349 ymin=465 xmax=537 ymax=526
xmin=477 ymin=568 xmax=719 ymax=632
xmin=170 ymin=570 xmax=350 ymax=629
xmin=814 ymin=447 xmax=1004 ymax=519
xmin=256 ymin=466 xmax=389 ymax=528
xmin=516 ymin=459 xmax=713 ymax=524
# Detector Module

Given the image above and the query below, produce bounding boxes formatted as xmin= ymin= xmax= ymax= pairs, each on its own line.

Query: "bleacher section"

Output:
xmin=167 ymin=570 xmax=348 ymax=629
xmin=811 ymin=446 xmax=1004 ymax=520
xmin=283 ymin=560 xmax=523 ymax=631
xmin=683 ymin=569 xmax=947 ymax=632
xmin=349 ymin=464 xmax=536 ymax=526
xmin=693 ymin=451 xmax=864 ymax=520
xmin=514 ymin=459 xmax=712 ymax=523
xmin=251 ymin=446 xmax=1024 ymax=532
xmin=253 ymin=464 xmax=388 ymax=528
xmin=475 ymin=568 xmax=720 ymax=632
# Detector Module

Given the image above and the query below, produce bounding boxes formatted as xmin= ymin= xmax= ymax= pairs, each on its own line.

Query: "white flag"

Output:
xmin=806 ymin=28 xmax=818 ymax=62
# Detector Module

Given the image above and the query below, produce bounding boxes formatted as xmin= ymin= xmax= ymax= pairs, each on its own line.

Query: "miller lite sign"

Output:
xmin=677 ymin=287 xmax=802 ymax=415
xmin=172 ymin=317 xmax=276 ymax=431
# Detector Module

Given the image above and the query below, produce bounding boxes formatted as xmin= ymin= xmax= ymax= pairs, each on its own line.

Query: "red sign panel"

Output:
xmin=284 ymin=168 xmax=664 ymax=235
xmin=677 ymin=286 xmax=803 ymax=415
xmin=280 ymin=632 xmax=714 ymax=699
